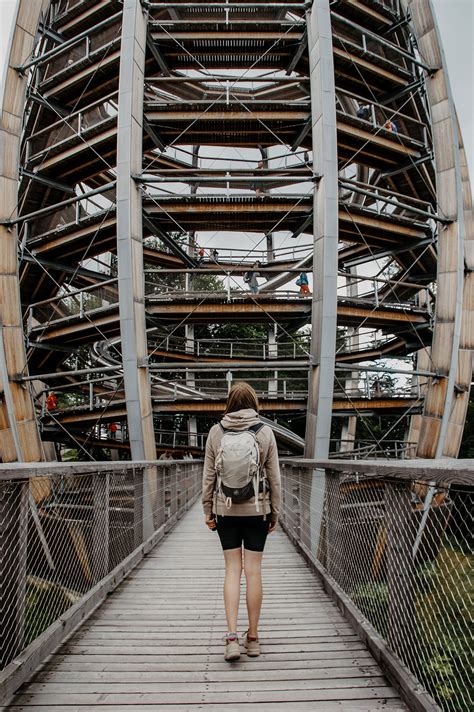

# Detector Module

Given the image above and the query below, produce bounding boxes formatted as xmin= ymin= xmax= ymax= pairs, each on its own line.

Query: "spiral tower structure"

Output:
xmin=0 ymin=0 xmax=472 ymax=463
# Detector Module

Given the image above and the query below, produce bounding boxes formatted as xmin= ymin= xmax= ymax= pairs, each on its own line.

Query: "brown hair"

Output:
xmin=224 ymin=382 xmax=259 ymax=414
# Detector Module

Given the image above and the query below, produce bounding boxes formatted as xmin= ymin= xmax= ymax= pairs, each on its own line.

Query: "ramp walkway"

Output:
xmin=6 ymin=503 xmax=407 ymax=711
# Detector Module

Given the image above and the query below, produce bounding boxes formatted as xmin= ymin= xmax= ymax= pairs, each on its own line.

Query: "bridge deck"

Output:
xmin=6 ymin=504 xmax=408 ymax=711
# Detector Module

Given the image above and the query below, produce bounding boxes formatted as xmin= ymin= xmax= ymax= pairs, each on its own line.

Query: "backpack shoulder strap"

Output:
xmin=219 ymin=424 xmax=240 ymax=433
xmin=219 ymin=423 xmax=264 ymax=434
xmin=247 ymin=422 xmax=265 ymax=435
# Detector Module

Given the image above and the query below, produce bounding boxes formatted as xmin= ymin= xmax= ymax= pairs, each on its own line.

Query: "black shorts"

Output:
xmin=216 ymin=515 xmax=269 ymax=552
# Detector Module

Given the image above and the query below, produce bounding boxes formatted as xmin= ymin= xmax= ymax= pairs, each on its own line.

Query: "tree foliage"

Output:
xmin=459 ymin=398 xmax=474 ymax=457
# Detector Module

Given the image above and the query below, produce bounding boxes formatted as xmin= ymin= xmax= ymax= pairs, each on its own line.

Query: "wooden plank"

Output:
xmin=84 ymin=611 xmax=338 ymax=620
xmin=67 ymin=630 xmax=356 ymax=643
xmin=59 ymin=641 xmax=366 ymax=655
xmin=5 ymin=503 xmax=407 ymax=711
xmin=78 ymin=620 xmax=348 ymax=631
xmin=34 ymin=664 xmax=382 ymax=681
xmin=11 ymin=688 xmax=403 ymax=705
xmin=5 ymin=702 xmax=409 ymax=712
xmin=24 ymin=677 xmax=391 ymax=693
xmin=40 ymin=654 xmax=377 ymax=673
xmin=0 ymin=460 xmax=206 ymax=481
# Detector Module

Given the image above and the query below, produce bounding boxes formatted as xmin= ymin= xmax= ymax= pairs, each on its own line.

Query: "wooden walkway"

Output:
xmin=6 ymin=503 xmax=408 ymax=711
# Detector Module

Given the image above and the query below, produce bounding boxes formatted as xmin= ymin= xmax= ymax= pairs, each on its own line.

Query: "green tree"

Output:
xmin=459 ymin=398 xmax=474 ymax=457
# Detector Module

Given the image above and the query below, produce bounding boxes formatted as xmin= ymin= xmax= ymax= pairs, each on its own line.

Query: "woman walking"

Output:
xmin=202 ymin=382 xmax=281 ymax=661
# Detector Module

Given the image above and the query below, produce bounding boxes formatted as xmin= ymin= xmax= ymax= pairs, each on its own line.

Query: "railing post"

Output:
xmin=176 ymin=463 xmax=183 ymax=518
xmin=385 ymin=481 xmax=417 ymax=664
xmin=170 ymin=464 xmax=177 ymax=522
xmin=92 ymin=472 xmax=110 ymax=582
xmin=292 ymin=466 xmax=302 ymax=543
xmin=133 ymin=466 xmax=144 ymax=548
xmin=374 ymin=280 xmax=379 ymax=307
xmin=155 ymin=465 xmax=165 ymax=531
xmin=0 ymin=480 xmax=28 ymax=668
xmin=326 ymin=468 xmax=343 ymax=584
xmin=142 ymin=465 xmax=158 ymax=539
xmin=299 ymin=466 xmax=312 ymax=553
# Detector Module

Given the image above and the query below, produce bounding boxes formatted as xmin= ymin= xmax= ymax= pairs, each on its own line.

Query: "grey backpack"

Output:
xmin=215 ymin=423 xmax=266 ymax=513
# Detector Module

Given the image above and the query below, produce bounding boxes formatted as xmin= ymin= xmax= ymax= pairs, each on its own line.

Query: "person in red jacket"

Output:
xmin=45 ymin=392 xmax=58 ymax=412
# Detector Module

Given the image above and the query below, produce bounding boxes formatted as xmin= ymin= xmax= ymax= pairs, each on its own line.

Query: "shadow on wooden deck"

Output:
xmin=5 ymin=503 xmax=408 ymax=711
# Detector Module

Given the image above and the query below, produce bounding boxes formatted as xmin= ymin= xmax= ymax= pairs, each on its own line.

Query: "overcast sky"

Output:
xmin=0 ymin=0 xmax=472 ymax=180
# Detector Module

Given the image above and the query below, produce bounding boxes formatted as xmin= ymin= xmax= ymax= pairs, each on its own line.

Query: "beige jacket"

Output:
xmin=202 ymin=408 xmax=281 ymax=521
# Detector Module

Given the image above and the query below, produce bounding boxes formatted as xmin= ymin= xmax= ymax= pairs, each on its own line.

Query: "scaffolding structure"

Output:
xmin=0 ymin=0 xmax=472 ymax=462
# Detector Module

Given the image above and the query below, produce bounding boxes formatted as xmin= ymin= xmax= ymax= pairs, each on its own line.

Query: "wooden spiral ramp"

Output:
xmin=0 ymin=0 xmax=472 ymax=463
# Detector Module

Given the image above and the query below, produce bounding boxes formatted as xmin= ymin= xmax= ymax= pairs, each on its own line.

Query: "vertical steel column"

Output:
xmin=117 ymin=0 xmax=156 ymax=463
xmin=186 ymin=146 xmax=200 ymax=450
xmin=305 ymin=0 xmax=338 ymax=458
xmin=117 ymin=1 xmax=157 ymax=540
xmin=304 ymin=1 xmax=339 ymax=551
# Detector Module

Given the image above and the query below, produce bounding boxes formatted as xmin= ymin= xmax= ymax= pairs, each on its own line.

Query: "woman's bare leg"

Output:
xmin=243 ymin=550 xmax=263 ymax=638
xmin=223 ymin=548 xmax=243 ymax=633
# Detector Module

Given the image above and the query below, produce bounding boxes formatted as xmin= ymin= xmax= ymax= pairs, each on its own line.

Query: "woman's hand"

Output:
xmin=205 ymin=515 xmax=217 ymax=530
xmin=268 ymin=520 xmax=277 ymax=534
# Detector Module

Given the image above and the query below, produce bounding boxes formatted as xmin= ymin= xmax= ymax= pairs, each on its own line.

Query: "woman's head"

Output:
xmin=224 ymin=381 xmax=259 ymax=414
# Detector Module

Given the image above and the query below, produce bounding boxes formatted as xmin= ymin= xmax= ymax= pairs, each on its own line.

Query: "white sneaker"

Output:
xmin=244 ymin=631 xmax=260 ymax=657
xmin=224 ymin=632 xmax=240 ymax=661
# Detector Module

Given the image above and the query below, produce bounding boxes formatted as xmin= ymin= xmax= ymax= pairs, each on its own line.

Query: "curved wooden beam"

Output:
xmin=407 ymin=0 xmax=473 ymax=458
xmin=0 ymin=0 xmax=47 ymax=462
xmin=442 ymin=119 xmax=474 ymax=456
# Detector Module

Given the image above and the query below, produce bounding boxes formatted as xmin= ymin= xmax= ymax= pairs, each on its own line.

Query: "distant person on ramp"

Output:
xmin=356 ymin=103 xmax=371 ymax=121
xmin=45 ymin=391 xmax=58 ymax=412
xmin=296 ymin=271 xmax=311 ymax=295
xmin=244 ymin=263 xmax=261 ymax=294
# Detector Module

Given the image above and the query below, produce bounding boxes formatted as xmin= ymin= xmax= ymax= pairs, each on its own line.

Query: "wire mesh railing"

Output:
xmin=279 ymin=459 xmax=473 ymax=712
xmin=0 ymin=460 xmax=201 ymax=700
xmin=27 ymin=279 xmax=119 ymax=328
xmin=42 ymin=18 xmax=121 ymax=81
xmin=26 ymin=92 xmax=118 ymax=160
xmin=146 ymin=330 xmax=310 ymax=360
xmin=330 ymin=439 xmax=418 ymax=460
